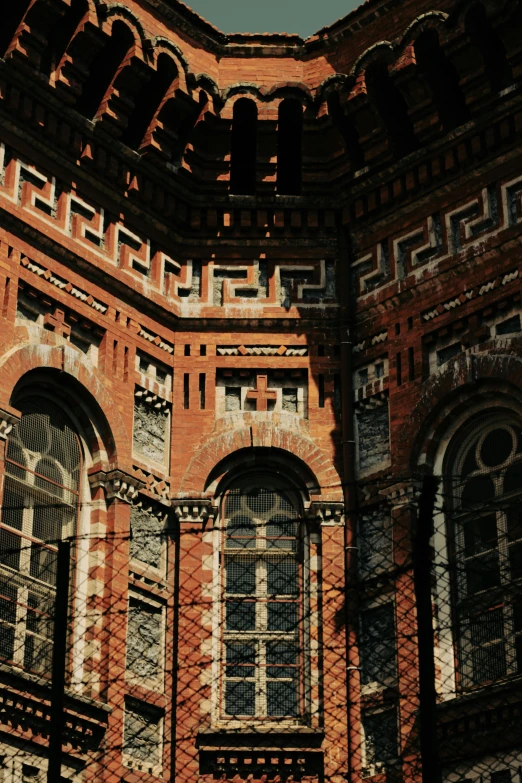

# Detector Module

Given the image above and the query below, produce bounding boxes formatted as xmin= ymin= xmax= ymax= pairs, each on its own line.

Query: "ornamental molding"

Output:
xmin=88 ymin=469 xmax=145 ymax=503
xmin=308 ymin=501 xmax=345 ymax=526
xmin=0 ymin=404 xmax=21 ymax=441
xmin=171 ymin=498 xmax=218 ymax=524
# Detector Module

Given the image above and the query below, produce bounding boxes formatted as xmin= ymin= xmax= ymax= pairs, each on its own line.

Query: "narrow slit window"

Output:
xmin=183 ymin=374 xmax=190 ymax=409
xmin=277 ymin=99 xmax=303 ymax=196
xmin=318 ymin=374 xmax=325 ymax=408
xmin=199 ymin=373 xmax=206 ymax=410
xmin=230 ymin=98 xmax=257 ymax=195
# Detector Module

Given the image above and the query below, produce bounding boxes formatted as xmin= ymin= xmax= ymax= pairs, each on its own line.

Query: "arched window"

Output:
xmin=365 ymin=61 xmax=417 ymax=158
xmin=414 ymin=29 xmax=470 ymax=132
xmin=0 ymin=398 xmax=81 ymax=676
xmin=276 ymin=99 xmax=303 ymax=196
xmin=220 ymin=479 xmax=304 ymax=720
xmin=465 ymin=3 xmax=512 ymax=93
xmin=75 ymin=20 xmax=134 ymax=119
xmin=39 ymin=0 xmax=88 ymax=76
xmin=0 ymin=0 xmax=32 ymax=59
xmin=447 ymin=416 xmax=522 ymax=689
xmin=230 ymin=98 xmax=258 ymax=195
xmin=121 ymin=53 xmax=178 ymax=150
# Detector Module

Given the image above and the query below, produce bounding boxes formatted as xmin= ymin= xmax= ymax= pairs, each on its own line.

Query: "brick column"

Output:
xmin=171 ymin=499 xmax=216 ymax=783
xmin=82 ymin=468 xmax=144 ymax=783
xmin=311 ymin=501 xmax=350 ymax=783
xmin=380 ymin=480 xmax=423 ymax=783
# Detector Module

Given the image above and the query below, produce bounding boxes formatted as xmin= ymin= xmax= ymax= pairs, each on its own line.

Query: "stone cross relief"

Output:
xmin=43 ymin=307 xmax=71 ymax=338
xmin=245 ymin=374 xmax=277 ymax=411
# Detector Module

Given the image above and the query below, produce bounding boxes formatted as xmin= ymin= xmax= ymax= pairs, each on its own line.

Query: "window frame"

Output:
xmin=217 ymin=477 xmax=309 ymax=724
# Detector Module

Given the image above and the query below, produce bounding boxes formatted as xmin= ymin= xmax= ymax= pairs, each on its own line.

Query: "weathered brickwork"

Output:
xmin=0 ymin=0 xmax=520 ymax=781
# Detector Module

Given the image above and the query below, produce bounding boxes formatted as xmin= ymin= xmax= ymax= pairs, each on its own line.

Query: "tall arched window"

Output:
xmin=230 ymin=98 xmax=258 ymax=195
xmin=448 ymin=416 xmax=522 ymax=689
xmin=276 ymin=99 xmax=303 ymax=196
xmin=75 ymin=20 xmax=134 ymax=119
xmin=0 ymin=398 xmax=81 ymax=676
xmin=220 ymin=479 xmax=304 ymax=720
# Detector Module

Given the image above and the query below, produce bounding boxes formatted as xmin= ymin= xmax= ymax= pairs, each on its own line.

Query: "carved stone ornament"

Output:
xmin=171 ymin=498 xmax=218 ymax=524
xmin=0 ymin=404 xmax=21 ymax=442
xmin=308 ymin=501 xmax=345 ymax=526
xmin=89 ymin=469 xmax=145 ymax=503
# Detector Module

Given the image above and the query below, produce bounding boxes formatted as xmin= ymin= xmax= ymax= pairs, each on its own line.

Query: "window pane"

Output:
xmin=30 ymin=543 xmax=58 ymax=585
xmin=465 ymin=551 xmax=501 ymax=595
xmin=32 ymin=502 xmax=69 ymax=544
xmin=462 ymin=514 xmax=497 ymax=556
xmin=267 ymin=602 xmax=298 ymax=631
xmin=23 ymin=632 xmax=53 ymax=676
xmin=509 ymin=541 xmax=522 ymax=580
xmin=0 ymin=528 xmax=21 ymax=572
xmin=266 ymin=514 xmax=297 ymax=550
xmin=225 ymin=557 xmax=256 ymax=594
xmin=226 ymin=601 xmax=256 ymax=631
xmin=480 ymin=428 xmax=513 ymax=467
xmin=267 ymin=679 xmax=298 ymax=716
xmin=360 ymin=604 xmax=396 ymax=686
xmin=246 ymin=489 xmax=277 ymax=516
xmin=226 ymin=515 xmax=256 ymax=549
xmin=363 ymin=710 xmax=397 ymax=766
xmin=461 ymin=476 xmax=495 ymax=509
xmin=225 ymin=680 xmax=255 ymax=716
xmin=267 ymin=559 xmax=298 ymax=595
xmin=1 ymin=481 xmax=24 ymax=530
xmin=266 ymin=641 xmax=298 ymax=666
xmin=225 ymin=642 xmax=255 ymax=678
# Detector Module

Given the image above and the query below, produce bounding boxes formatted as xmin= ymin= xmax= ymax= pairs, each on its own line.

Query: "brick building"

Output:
xmin=0 ymin=0 xmax=521 ymax=781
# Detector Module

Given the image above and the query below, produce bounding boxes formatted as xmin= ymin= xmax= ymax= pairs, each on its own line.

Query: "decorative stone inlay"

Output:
xmin=308 ymin=501 xmax=345 ymax=526
xmin=89 ymin=469 xmax=145 ymax=503
xmin=0 ymin=405 xmax=21 ymax=441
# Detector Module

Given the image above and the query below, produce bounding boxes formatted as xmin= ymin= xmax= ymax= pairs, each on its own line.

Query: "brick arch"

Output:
xmin=397 ymin=350 xmax=522 ymax=475
xmin=0 ymin=343 xmax=131 ymax=466
xmin=180 ymin=423 xmax=342 ymax=500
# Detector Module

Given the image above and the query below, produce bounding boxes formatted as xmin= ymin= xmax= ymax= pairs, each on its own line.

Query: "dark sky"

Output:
xmin=182 ymin=0 xmax=364 ymax=38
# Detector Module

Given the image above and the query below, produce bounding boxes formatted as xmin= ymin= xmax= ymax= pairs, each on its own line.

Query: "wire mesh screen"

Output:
xmin=0 ymin=435 xmax=520 ymax=782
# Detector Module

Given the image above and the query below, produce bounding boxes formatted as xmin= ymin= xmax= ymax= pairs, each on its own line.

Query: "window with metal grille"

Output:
xmin=221 ymin=484 xmax=303 ymax=720
xmin=449 ymin=418 xmax=522 ymax=689
xmin=0 ymin=398 xmax=80 ymax=677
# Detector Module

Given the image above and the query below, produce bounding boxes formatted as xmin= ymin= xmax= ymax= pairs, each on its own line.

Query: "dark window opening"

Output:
xmin=277 ymin=99 xmax=303 ymax=196
xmin=0 ymin=0 xmax=32 ymax=59
xmin=121 ymin=53 xmax=178 ymax=149
xmin=327 ymin=92 xmax=364 ymax=171
xmin=199 ymin=373 xmax=206 ymax=410
xmin=183 ymin=373 xmax=190 ymax=409
xmin=40 ymin=0 xmax=88 ymax=76
xmin=365 ymin=61 xmax=417 ymax=158
xmin=465 ymin=4 xmax=512 ymax=93
xmin=408 ymin=347 xmax=415 ymax=381
xmin=184 ymin=344 xmax=191 ymax=357
xmin=200 ymin=345 xmax=207 ymax=356
xmin=75 ymin=21 xmax=134 ymax=119
xmin=414 ymin=29 xmax=470 ymax=132
xmin=396 ymin=352 xmax=402 ymax=387
xmin=230 ymin=98 xmax=257 ymax=195
xmin=318 ymin=375 xmax=325 ymax=408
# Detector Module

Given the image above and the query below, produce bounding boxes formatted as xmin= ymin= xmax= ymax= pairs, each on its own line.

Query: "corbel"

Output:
xmin=308 ymin=501 xmax=345 ymax=526
xmin=88 ymin=467 xmax=145 ymax=503
xmin=0 ymin=404 xmax=21 ymax=441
